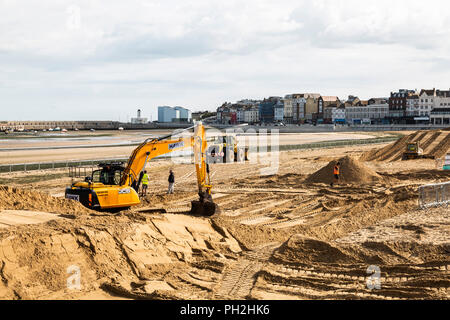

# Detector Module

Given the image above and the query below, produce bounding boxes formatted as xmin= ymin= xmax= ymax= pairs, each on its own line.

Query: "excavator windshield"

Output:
xmin=91 ymin=166 xmax=124 ymax=185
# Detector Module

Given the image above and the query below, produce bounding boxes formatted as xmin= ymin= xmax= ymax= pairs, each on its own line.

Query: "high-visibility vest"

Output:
xmin=142 ymin=174 xmax=149 ymax=185
xmin=334 ymin=166 xmax=340 ymax=175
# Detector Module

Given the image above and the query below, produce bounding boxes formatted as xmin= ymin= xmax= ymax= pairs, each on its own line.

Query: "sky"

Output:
xmin=1 ymin=0 xmax=450 ymax=121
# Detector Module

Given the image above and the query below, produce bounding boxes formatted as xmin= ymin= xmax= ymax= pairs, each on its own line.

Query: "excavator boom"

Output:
xmin=190 ymin=122 xmax=218 ymax=216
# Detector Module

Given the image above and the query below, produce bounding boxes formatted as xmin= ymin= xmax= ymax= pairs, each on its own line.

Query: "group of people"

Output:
xmin=138 ymin=162 xmax=341 ymax=198
xmin=140 ymin=169 xmax=175 ymax=197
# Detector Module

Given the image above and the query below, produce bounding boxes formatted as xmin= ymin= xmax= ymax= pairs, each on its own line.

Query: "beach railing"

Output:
xmin=418 ymin=181 xmax=450 ymax=209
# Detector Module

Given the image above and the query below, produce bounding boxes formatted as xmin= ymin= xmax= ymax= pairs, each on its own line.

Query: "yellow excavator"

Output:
xmin=65 ymin=122 xmax=218 ymax=216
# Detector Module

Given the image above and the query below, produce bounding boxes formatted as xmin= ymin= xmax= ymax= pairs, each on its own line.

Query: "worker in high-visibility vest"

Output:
xmin=330 ymin=162 xmax=340 ymax=187
xmin=141 ymin=170 xmax=149 ymax=196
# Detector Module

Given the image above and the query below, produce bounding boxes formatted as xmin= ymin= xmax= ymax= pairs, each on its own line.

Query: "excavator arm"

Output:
xmin=190 ymin=123 xmax=217 ymax=216
xmin=121 ymin=136 xmax=194 ymax=190
xmin=121 ymin=122 xmax=218 ymax=216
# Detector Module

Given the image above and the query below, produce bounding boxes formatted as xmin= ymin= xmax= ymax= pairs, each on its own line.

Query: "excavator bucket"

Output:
xmin=190 ymin=200 xmax=219 ymax=217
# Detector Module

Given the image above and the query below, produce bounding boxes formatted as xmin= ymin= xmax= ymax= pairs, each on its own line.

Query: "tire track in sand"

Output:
xmin=215 ymin=243 xmax=280 ymax=299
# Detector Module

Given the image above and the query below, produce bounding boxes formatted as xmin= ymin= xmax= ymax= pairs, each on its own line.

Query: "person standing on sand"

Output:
xmin=141 ymin=170 xmax=149 ymax=196
xmin=167 ymin=170 xmax=175 ymax=194
xmin=330 ymin=162 xmax=340 ymax=187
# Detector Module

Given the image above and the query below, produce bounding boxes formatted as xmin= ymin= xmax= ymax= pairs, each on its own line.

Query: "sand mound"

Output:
xmin=305 ymin=156 xmax=382 ymax=185
xmin=361 ymin=130 xmax=450 ymax=162
xmin=0 ymin=185 xmax=93 ymax=215
xmin=273 ymin=235 xmax=356 ymax=264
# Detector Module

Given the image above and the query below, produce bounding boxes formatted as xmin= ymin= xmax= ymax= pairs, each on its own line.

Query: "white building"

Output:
xmin=244 ymin=107 xmax=259 ymax=124
xmin=416 ymin=89 xmax=450 ymax=120
xmin=406 ymin=94 xmax=420 ymax=117
xmin=131 ymin=109 xmax=148 ymax=124
xmin=346 ymin=103 xmax=389 ymax=124
xmin=418 ymin=89 xmax=436 ymax=117
xmin=430 ymin=89 xmax=450 ymax=125
xmin=435 ymin=89 xmax=450 ymax=108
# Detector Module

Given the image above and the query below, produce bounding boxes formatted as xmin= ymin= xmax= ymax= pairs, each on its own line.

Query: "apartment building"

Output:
xmin=389 ymin=89 xmax=417 ymax=121
xmin=318 ymin=96 xmax=340 ymax=122
xmin=323 ymin=105 xmax=346 ymax=124
xmin=430 ymin=89 xmax=450 ymax=125
xmin=274 ymin=102 xmax=284 ymax=122
xmin=304 ymin=94 xmax=321 ymax=122
xmin=346 ymin=101 xmax=389 ymax=125
xmin=283 ymin=94 xmax=307 ymax=124
xmin=406 ymin=94 xmax=420 ymax=117
xmin=243 ymin=106 xmax=259 ymax=124
xmin=259 ymin=97 xmax=282 ymax=124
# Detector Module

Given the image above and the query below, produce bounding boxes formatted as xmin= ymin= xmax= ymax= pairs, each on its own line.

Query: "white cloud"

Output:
xmin=0 ymin=0 xmax=450 ymax=120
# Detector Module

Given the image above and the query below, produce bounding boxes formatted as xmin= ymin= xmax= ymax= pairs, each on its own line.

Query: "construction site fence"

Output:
xmin=418 ymin=181 xmax=450 ymax=209
xmin=277 ymin=136 xmax=398 ymax=152
xmin=0 ymin=136 xmax=399 ymax=174
xmin=0 ymin=158 xmax=129 ymax=174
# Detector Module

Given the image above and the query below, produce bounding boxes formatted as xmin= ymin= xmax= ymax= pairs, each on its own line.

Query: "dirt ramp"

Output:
xmin=0 ymin=186 xmax=92 ymax=215
xmin=361 ymin=130 xmax=450 ymax=161
xmin=305 ymin=156 xmax=382 ymax=185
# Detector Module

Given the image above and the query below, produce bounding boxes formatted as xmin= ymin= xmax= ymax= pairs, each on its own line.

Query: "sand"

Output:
xmin=0 ymin=131 xmax=448 ymax=300
xmin=0 ymin=186 xmax=92 ymax=215
xmin=0 ymin=210 xmax=61 ymax=228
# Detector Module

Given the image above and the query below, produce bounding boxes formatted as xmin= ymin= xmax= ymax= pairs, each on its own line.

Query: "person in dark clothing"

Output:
xmin=167 ymin=170 xmax=175 ymax=194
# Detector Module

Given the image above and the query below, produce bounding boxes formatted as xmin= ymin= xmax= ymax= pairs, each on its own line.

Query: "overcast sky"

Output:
xmin=1 ymin=0 xmax=450 ymax=121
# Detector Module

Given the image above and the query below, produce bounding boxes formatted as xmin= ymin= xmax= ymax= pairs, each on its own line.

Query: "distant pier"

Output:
xmin=0 ymin=121 xmax=192 ymax=131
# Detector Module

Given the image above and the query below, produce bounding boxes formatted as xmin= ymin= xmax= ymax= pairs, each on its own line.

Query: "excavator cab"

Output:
xmin=66 ymin=162 xmax=139 ymax=211
xmin=91 ymin=163 xmax=125 ymax=185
